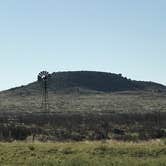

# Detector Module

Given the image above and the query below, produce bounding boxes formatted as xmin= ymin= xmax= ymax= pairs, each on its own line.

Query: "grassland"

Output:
xmin=0 ymin=91 xmax=166 ymax=141
xmin=1 ymin=91 xmax=166 ymax=113
xmin=0 ymin=140 xmax=166 ymax=166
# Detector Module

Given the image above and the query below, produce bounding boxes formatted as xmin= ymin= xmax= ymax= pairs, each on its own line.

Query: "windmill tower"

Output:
xmin=38 ymin=71 xmax=50 ymax=112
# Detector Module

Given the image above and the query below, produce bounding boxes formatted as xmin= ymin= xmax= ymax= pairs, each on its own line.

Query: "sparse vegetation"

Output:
xmin=0 ymin=91 xmax=166 ymax=141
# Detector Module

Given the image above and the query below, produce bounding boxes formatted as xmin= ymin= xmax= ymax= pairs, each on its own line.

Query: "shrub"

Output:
xmin=28 ymin=145 xmax=35 ymax=151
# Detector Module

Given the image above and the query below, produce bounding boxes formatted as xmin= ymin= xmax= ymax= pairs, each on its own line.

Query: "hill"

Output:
xmin=4 ymin=71 xmax=166 ymax=95
xmin=0 ymin=71 xmax=166 ymax=114
xmin=0 ymin=71 xmax=166 ymax=141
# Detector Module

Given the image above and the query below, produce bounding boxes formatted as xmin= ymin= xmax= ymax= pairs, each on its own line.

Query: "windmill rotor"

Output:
xmin=38 ymin=71 xmax=50 ymax=81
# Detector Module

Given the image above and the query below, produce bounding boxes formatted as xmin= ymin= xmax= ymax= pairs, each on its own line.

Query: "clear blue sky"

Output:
xmin=0 ymin=0 xmax=166 ymax=90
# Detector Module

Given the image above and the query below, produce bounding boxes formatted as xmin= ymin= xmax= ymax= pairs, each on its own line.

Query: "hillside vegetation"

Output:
xmin=5 ymin=71 xmax=166 ymax=94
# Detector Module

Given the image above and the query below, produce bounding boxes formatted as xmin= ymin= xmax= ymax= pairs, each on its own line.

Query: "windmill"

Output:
xmin=38 ymin=71 xmax=50 ymax=112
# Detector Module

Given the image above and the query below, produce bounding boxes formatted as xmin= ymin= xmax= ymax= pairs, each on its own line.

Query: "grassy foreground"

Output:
xmin=0 ymin=140 xmax=166 ymax=166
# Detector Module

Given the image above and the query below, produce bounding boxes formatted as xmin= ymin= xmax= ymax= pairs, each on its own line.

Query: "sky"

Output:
xmin=0 ymin=0 xmax=166 ymax=90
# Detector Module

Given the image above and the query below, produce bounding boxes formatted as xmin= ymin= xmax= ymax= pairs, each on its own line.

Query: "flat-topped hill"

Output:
xmin=0 ymin=71 xmax=166 ymax=113
xmin=4 ymin=71 xmax=166 ymax=95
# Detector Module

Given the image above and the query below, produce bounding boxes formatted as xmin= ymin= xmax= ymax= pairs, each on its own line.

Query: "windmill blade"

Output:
xmin=38 ymin=71 xmax=50 ymax=80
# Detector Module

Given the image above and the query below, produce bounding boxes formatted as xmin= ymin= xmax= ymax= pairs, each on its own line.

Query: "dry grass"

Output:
xmin=0 ymin=140 xmax=165 ymax=166
xmin=1 ymin=91 xmax=166 ymax=113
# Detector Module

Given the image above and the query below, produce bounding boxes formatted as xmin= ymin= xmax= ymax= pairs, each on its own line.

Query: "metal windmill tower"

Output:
xmin=38 ymin=71 xmax=50 ymax=112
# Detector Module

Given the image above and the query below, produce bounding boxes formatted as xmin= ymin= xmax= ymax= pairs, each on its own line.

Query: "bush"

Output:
xmin=28 ymin=145 xmax=35 ymax=151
